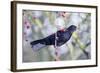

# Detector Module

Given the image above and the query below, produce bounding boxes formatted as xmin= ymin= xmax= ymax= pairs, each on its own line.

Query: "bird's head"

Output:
xmin=65 ymin=25 xmax=77 ymax=33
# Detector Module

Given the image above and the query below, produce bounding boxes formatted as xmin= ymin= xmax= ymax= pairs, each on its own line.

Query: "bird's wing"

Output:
xmin=30 ymin=32 xmax=56 ymax=51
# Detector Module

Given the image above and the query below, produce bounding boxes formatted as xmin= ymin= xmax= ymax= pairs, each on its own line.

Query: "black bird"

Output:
xmin=30 ymin=25 xmax=77 ymax=51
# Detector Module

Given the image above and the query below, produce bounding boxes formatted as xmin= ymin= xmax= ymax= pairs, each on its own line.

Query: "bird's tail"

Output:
xmin=30 ymin=40 xmax=46 ymax=51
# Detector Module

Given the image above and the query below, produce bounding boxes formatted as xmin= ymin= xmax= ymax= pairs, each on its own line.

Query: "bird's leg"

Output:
xmin=54 ymin=46 xmax=60 ymax=61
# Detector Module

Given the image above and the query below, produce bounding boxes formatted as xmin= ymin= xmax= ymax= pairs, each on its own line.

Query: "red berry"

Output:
xmin=27 ymin=26 xmax=30 ymax=29
xmin=24 ymin=21 xmax=27 ymax=25
xmin=63 ymin=12 xmax=66 ymax=13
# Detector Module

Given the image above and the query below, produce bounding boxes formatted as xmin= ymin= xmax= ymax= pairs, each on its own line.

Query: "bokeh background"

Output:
xmin=22 ymin=10 xmax=91 ymax=62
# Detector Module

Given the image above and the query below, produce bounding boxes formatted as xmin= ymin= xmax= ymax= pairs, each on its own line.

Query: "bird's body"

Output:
xmin=30 ymin=25 xmax=76 ymax=51
xmin=42 ymin=30 xmax=72 ymax=46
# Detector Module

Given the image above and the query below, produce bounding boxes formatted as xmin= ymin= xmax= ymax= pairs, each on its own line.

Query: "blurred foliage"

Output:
xmin=23 ymin=10 xmax=91 ymax=62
